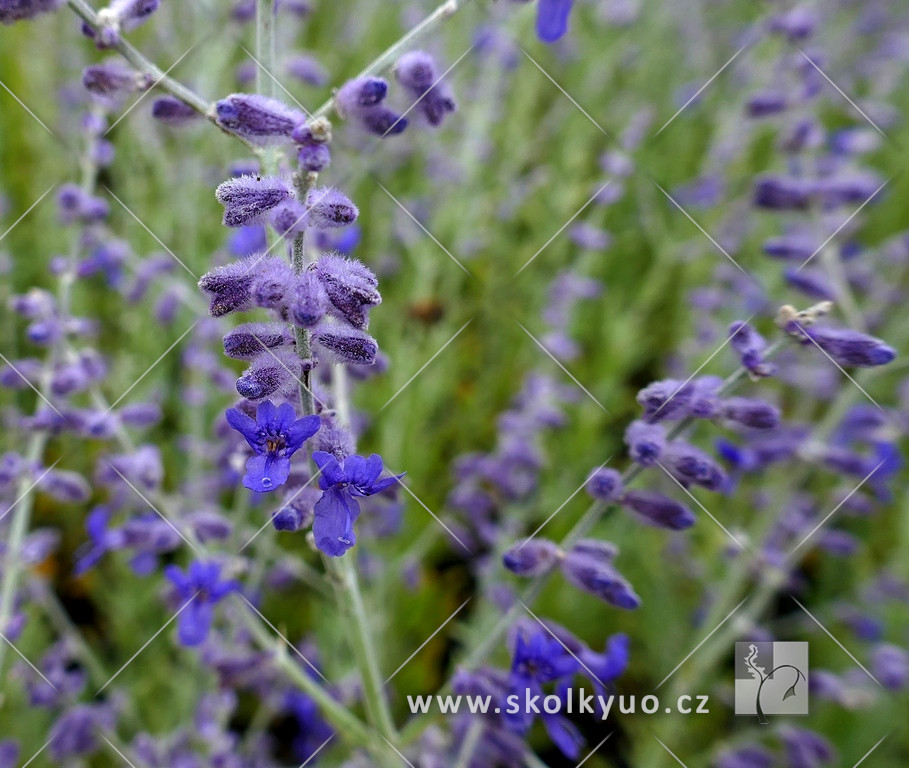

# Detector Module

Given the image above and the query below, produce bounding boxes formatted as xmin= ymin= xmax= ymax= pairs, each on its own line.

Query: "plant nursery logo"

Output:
xmin=734 ymin=641 xmax=808 ymax=722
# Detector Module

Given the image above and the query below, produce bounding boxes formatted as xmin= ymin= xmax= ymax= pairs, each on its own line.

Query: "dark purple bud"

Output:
xmin=198 ymin=261 xmax=254 ymax=316
xmin=57 ymin=184 xmax=109 ymax=224
xmin=503 ymin=539 xmax=561 ymax=576
xmin=187 ymin=510 xmax=233 ymax=542
xmin=753 ymin=176 xmax=813 ymax=210
xmin=315 ymin=253 xmax=380 ymax=329
xmin=621 ymin=489 xmax=695 ymax=530
xmin=289 ymin=269 xmax=328 ymax=328
xmin=306 ymin=187 xmax=358 ymax=229
xmin=10 ymin=288 xmax=55 ymax=318
xmin=729 ymin=321 xmax=776 ymax=377
xmin=720 ymin=397 xmax=780 ymax=429
xmin=251 ymin=255 xmax=295 ymax=310
xmin=215 ymin=93 xmax=303 ymax=144
xmin=714 ymin=745 xmax=775 ymax=768
xmin=151 ymin=96 xmax=199 ymax=125
xmin=585 ymin=467 xmax=624 ymax=501
xmin=0 ymin=0 xmax=62 ymax=24
xmin=687 ymin=376 xmax=723 ymax=418
xmin=222 ymin=322 xmax=293 ymax=359
xmin=273 ymin=485 xmax=319 ymax=531
xmin=313 ymin=325 xmax=378 ymax=365
xmin=636 ymin=379 xmax=691 ymax=422
xmin=215 ymin=175 xmax=292 ymax=228
xmin=83 ymin=61 xmax=150 ymax=96
xmin=335 ymin=76 xmax=389 ymax=114
xmin=297 ymin=142 xmax=331 ymax=172
xmin=801 ymin=326 xmax=896 ymax=367
xmin=779 ymin=727 xmax=835 ymax=768
xmin=662 ymin=441 xmax=727 ymax=490
xmin=745 ymin=92 xmax=787 ymax=117
xmin=359 ymin=107 xmax=408 ymax=136
xmin=816 ymin=172 xmax=885 ymax=209
xmin=268 ymin=199 xmax=309 ymax=237
xmin=763 ymin=235 xmax=816 ymax=262
xmin=236 ymin=348 xmax=302 ymax=401
xmin=395 ymin=51 xmax=456 ymax=127
xmin=624 ymin=419 xmax=666 ymax=465
xmin=560 ymin=550 xmax=640 ymax=609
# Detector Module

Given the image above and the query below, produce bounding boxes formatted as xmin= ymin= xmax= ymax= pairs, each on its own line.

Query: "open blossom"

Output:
xmin=535 ymin=0 xmax=574 ymax=42
xmin=226 ymin=400 xmax=320 ymax=492
xmin=311 ymin=451 xmax=401 ymax=556
xmin=164 ymin=561 xmax=240 ymax=646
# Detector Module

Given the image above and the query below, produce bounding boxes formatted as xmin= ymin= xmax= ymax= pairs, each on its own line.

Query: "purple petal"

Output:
xmin=225 ymin=407 xmax=260 ymax=450
xmin=313 ymin=450 xmax=347 ymax=488
xmin=312 ymin=487 xmax=360 ymax=557
xmin=178 ymin=600 xmax=213 ymax=646
xmin=243 ymin=454 xmax=291 ymax=492
xmin=284 ymin=414 xmax=321 ymax=456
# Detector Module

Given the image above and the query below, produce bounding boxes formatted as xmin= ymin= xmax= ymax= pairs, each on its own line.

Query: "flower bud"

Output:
xmin=585 ymin=467 xmax=624 ymax=501
xmin=215 ymin=174 xmax=292 ymax=228
xmin=621 ymin=489 xmax=695 ymax=530
xmin=198 ymin=261 xmax=254 ymax=316
xmin=215 ymin=93 xmax=303 ymax=145
xmin=222 ymin=322 xmax=293 ymax=359
xmin=503 ymin=539 xmax=561 ymax=576
xmin=313 ymin=325 xmax=378 ymax=365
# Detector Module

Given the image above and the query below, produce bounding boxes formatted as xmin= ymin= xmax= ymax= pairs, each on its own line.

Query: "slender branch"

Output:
xmin=312 ymin=0 xmax=467 ymax=120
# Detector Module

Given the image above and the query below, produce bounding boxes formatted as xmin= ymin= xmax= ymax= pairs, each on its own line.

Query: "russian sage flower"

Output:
xmin=312 ymin=325 xmax=379 ymax=366
xmin=394 ymin=51 xmax=456 ymax=127
xmin=198 ymin=261 xmax=255 ymax=316
xmin=215 ymin=174 xmax=292 ymax=227
xmin=729 ymin=320 xmax=776 ymax=378
xmin=226 ymin=400 xmax=320 ymax=492
xmin=164 ymin=561 xmax=240 ymax=646
xmin=215 ymin=93 xmax=304 ymax=144
xmin=151 ymin=96 xmax=199 ymax=125
xmin=585 ymin=467 xmax=624 ymax=501
xmin=315 ymin=253 xmax=381 ymax=328
xmin=334 ymin=76 xmax=408 ymax=136
xmin=306 ymin=188 xmax=359 ymax=229
xmin=620 ymin=489 xmax=696 ymax=530
xmin=798 ymin=326 xmax=896 ymax=367
xmin=561 ymin=541 xmax=640 ymax=609
xmin=502 ymin=538 xmax=561 ymax=576
xmin=311 ymin=451 xmax=401 ymax=556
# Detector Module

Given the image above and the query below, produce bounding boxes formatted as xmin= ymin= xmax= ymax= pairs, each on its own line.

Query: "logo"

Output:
xmin=734 ymin=641 xmax=808 ymax=722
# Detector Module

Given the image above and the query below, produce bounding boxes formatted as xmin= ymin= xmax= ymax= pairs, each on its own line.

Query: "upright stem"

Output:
xmin=324 ymin=555 xmax=398 ymax=742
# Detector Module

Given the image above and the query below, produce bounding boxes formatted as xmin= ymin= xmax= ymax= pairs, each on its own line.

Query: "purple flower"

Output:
xmin=236 ymin=347 xmax=307 ymax=401
xmin=314 ymin=253 xmax=381 ymax=328
xmin=226 ymin=400 xmax=320 ymax=492
xmin=505 ymin=630 xmax=582 ymax=758
xmin=799 ymin=326 xmax=896 ymax=367
xmin=585 ymin=467 xmax=624 ymax=501
xmin=621 ymin=489 xmax=695 ymax=530
xmin=313 ymin=325 xmax=379 ymax=365
xmin=636 ymin=379 xmax=691 ymax=422
xmin=729 ymin=321 xmax=776 ymax=378
xmin=82 ymin=61 xmax=149 ymax=96
xmin=222 ymin=322 xmax=293 ymax=360
xmin=625 ymin=419 xmax=667 ymax=465
xmin=720 ymin=397 xmax=781 ymax=429
xmin=198 ymin=261 xmax=254 ymax=316
xmin=164 ymin=561 xmax=240 ymax=646
xmin=753 ymin=176 xmax=813 ymax=210
xmin=561 ymin=542 xmax=640 ymax=609
xmin=151 ymin=96 xmax=200 ymax=125
xmin=311 ymin=451 xmax=401 ymax=556
xmin=503 ymin=538 xmax=561 ymax=576
xmin=536 ymin=0 xmax=574 ymax=43
xmin=306 ymin=187 xmax=359 ymax=229
xmin=871 ymin=643 xmax=909 ymax=690
xmin=335 ymin=76 xmax=408 ymax=137
xmin=290 ymin=269 xmax=329 ymax=328
xmin=215 ymin=93 xmax=303 ymax=144
xmin=215 ymin=174 xmax=292 ymax=228
xmin=394 ymin=51 xmax=456 ymax=127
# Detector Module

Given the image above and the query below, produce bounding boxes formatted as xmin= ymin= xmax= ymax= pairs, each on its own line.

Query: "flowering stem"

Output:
xmin=312 ymin=0 xmax=467 ymax=120
xmin=65 ymin=0 xmax=214 ymax=120
xmin=324 ymin=554 xmax=399 ymax=742
xmin=291 ymin=170 xmax=319 ymax=416
xmin=399 ymin=336 xmax=793 ymax=743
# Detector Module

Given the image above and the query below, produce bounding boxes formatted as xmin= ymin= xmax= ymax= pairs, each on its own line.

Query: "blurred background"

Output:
xmin=1 ymin=0 xmax=908 ymax=765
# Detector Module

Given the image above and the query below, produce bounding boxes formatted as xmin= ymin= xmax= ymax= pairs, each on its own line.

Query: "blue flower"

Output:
xmin=226 ymin=400 xmax=320 ymax=493
xmin=536 ymin=0 xmax=574 ymax=43
xmin=506 ymin=630 xmax=583 ymax=758
xmin=311 ymin=451 xmax=401 ymax=557
xmin=164 ymin=561 xmax=239 ymax=647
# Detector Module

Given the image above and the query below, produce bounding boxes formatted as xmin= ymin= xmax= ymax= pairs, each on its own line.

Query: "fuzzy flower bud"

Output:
xmin=198 ymin=262 xmax=254 ymax=316
xmin=624 ymin=420 xmax=666 ymax=466
xmin=236 ymin=348 xmax=305 ymax=401
xmin=561 ymin=543 xmax=640 ymax=609
xmin=0 ymin=0 xmax=62 ymax=24
xmin=720 ymin=397 xmax=781 ymax=429
xmin=215 ymin=175 xmax=292 ymax=228
xmin=636 ymin=379 xmax=690 ymax=422
xmin=268 ymin=199 xmax=309 ymax=237
xmin=215 ymin=93 xmax=303 ymax=145
xmin=312 ymin=325 xmax=378 ymax=366
xmin=395 ymin=50 xmax=456 ymax=127
xmin=585 ymin=467 xmax=624 ymax=501
xmin=503 ymin=539 xmax=561 ymax=576
xmin=151 ymin=96 xmax=199 ymax=125
xmin=82 ymin=61 xmax=151 ymax=96
xmin=621 ymin=489 xmax=695 ymax=530
xmin=222 ymin=322 xmax=293 ymax=359
xmin=729 ymin=321 xmax=776 ymax=378
xmin=800 ymin=326 xmax=896 ymax=368
xmin=289 ymin=269 xmax=328 ymax=328
xmin=662 ymin=442 xmax=727 ymax=491
xmin=314 ymin=253 xmax=380 ymax=329
xmin=306 ymin=188 xmax=358 ymax=229
xmin=250 ymin=255 xmax=295 ymax=310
